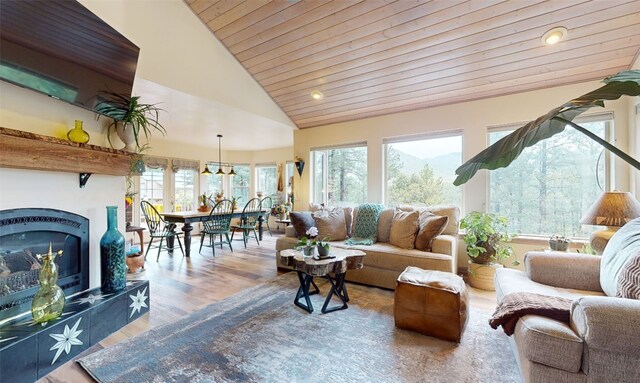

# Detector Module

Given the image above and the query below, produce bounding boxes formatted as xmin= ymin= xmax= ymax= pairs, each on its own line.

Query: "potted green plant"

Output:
xmin=460 ymin=212 xmax=518 ymax=291
xmin=460 ymin=211 xmax=516 ymax=265
xmin=96 ymin=92 xmax=166 ymax=151
xmin=198 ymin=193 xmax=212 ymax=212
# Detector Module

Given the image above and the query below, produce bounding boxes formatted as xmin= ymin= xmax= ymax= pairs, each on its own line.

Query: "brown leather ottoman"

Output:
xmin=394 ymin=266 xmax=469 ymax=342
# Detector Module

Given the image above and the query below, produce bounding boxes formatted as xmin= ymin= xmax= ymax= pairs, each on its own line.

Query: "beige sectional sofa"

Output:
xmin=275 ymin=206 xmax=459 ymax=290
xmin=494 ymin=217 xmax=640 ymax=383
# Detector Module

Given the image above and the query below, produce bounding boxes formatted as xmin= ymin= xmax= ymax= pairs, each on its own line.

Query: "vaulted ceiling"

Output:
xmin=186 ymin=0 xmax=640 ymax=128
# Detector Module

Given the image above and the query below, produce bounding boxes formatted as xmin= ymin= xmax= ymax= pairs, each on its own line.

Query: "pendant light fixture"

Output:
xmin=201 ymin=163 xmax=212 ymax=175
xmin=215 ymin=134 xmax=225 ymax=176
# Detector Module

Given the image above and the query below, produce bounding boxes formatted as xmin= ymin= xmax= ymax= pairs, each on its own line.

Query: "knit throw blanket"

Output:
xmin=345 ymin=203 xmax=384 ymax=246
xmin=489 ymin=292 xmax=573 ymax=336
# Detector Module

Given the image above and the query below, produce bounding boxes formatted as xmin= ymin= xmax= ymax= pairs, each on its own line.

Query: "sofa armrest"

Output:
xmin=431 ymin=235 xmax=457 ymax=257
xmin=571 ymin=296 xmax=640 ymax=380
xmin=525 ymin=252 xmax=602 ymax=292
xmin=571 ymin=297 xmax=640 ymax=353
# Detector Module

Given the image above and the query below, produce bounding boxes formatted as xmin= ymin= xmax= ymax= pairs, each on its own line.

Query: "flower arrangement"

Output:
xmin=274 ymin=204 xmax=289 ymax=215
xmin=297 ymin=227 xmax=331 ymax=257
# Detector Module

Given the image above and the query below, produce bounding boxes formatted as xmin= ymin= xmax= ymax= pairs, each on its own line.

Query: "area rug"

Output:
xmin=78 ymin=273 xmax=520 ymax=383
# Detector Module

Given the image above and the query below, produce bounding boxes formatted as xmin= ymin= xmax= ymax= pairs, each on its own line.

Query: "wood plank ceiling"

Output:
xmin=185 ymin=0 xmax=640 ymax=128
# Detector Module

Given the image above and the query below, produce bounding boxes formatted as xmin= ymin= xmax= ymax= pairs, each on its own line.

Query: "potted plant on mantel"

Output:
xmin=96 ymin=91 xmax=166 ymax=151
xmin=460 ymin=211 xmax=519 ymax=291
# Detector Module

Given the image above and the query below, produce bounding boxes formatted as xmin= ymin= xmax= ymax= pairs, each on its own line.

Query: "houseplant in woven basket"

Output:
xmin=460 ymin=211 xmax=518 ymax=290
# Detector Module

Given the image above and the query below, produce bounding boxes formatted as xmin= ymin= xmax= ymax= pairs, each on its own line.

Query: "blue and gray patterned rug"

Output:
xmin=78 ymin=273 xmax=520 ymax=382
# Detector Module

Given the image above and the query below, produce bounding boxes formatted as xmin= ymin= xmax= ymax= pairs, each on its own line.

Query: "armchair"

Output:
xmin=494 ymin=217 xmax=640 ymax=383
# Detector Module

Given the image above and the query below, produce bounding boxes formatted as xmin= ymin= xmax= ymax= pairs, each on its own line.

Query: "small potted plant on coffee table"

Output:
xmin=460 ymin=211 xmax=519 ymax=291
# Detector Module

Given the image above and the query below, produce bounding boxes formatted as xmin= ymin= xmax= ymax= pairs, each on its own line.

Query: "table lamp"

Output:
xmin=580 ymin=191 xmax=640 ymax=254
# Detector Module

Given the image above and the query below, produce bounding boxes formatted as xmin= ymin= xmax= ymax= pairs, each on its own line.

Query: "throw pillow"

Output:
xmin=397 ymin=205 xmax=460 ymax=235
xmin=376 ymin=208 xmax=394 ymax=243
xmin=314 ymin=209 xmax=348 ymax=241
xmin=289 ymin=212 xmax=315 ymax=238
xmin=600 ymin=217 xmax=640 ymax=296
xmin=389 ymin=209 xmax=419 ymax=250
xmin=616 ymin=252 xmax=640 ymax=299
xmin=414 ymin=213 xmax=449 ymax=251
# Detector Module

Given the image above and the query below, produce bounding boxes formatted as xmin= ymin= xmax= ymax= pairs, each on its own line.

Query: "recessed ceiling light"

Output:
xmin=311 ymin=90 xmax=323 ymax=100
xmin=541 ymin=27 xmax=567 ymax=45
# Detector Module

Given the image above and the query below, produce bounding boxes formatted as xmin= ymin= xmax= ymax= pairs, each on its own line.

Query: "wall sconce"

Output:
xmin=294 ymin=157 xmax=305 ymax=177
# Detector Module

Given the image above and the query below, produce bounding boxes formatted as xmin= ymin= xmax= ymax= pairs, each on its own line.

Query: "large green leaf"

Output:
xmin=453 ymin=70 xmax=640 ymax=186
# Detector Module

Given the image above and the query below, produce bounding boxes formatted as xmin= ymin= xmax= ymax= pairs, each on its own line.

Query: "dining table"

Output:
xmin=160 ymin=209 xmax=266 ymax=257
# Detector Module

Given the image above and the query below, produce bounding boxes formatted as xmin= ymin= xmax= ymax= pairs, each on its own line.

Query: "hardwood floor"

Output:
xmin=38 ymin=234 xmax=497 ymax=382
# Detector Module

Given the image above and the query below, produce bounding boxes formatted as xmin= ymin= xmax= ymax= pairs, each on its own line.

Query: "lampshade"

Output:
xmin=202 ymin=164 xmax=212 ymax=175
xmin=228 ymin=166 xmax=236 ymax=176
xmin=580 ymin=191 xmax=640 ymax=227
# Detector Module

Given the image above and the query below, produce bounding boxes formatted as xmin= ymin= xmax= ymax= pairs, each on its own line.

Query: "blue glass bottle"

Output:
xmin=100 ymin=206 xmax=126 ymax=293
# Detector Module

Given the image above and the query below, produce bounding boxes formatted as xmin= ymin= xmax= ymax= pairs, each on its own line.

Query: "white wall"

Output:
xmin=293 ymin=80 xmax=636 ymax=270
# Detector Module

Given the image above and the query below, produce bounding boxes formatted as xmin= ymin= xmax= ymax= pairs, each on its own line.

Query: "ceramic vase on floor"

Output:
xmin=31 ymin=243 xmax=65 ymax=323
xmin=100 ymin=206 xmax=126 ymax=293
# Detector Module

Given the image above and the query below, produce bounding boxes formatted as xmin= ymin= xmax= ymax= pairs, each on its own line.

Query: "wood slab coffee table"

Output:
xmin=279 ymin=248 xmax=365 ymax=314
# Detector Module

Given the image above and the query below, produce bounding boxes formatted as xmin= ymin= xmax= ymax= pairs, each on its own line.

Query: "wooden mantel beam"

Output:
xmin=0 ymin=127 xmax=133 ymax=177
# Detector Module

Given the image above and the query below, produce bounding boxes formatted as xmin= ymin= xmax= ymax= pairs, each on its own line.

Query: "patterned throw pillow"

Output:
xmin=617 ymin=252 xmax=640 ymax=299
xmin=389 ymin=210 xmax=419 ymax=250
xmin=289 ymin=212 xmax=315 ymax=238
xmin=414 ymin=213 xmax=449 ymax=251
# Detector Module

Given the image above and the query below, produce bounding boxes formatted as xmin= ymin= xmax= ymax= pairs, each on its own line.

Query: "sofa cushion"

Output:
xmin=376 ymin=208 xmax=394 ymax=242
xmin=289 ymin=212 xmax=314 ymax=238
xmin=617 ymin=252 xmax=640 ymax=299
xmin=415 ymin=213 xmax=448 ymax=251
xmin=600 ymin=217 xmax=640 ymax=297
xmin=389 ymin=210 xmax=419 ymax=249
xmin=314 ymin=209 xmax=348 ymax=241
xmin=398 ymin=205 xmax=460 ymax=235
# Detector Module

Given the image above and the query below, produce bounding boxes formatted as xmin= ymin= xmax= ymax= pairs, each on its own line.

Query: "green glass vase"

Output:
xmin=100 ymin=206 xmax=126 ymax=293
xmin=67 ymin=119 xmax=90 ymax=143
xmin=31 ymin=244 xmax=65 ymax=323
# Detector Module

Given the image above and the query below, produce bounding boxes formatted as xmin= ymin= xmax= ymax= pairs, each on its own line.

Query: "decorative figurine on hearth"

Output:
xmin=31 ymin=243 xmax=65 ymax=323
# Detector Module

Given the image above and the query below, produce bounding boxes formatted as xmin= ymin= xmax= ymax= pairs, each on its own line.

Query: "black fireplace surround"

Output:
xmin=0 ymin=208 xmax=90 ymax=321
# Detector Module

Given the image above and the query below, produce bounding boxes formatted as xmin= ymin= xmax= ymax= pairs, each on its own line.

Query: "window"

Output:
xmin=255 ymin=164 xmax=277 ymax=198
xmin=312 ymin=144 xmax=367 ymax=207
xmin=231 ymin=164 xmax=250 ymax=204
xmin=384 ymin=134 xmax=462 ymax=207
xmin=140 ymin=167 xmax=164 ymax=226
xmin=207 ymin=174 xmax=223 ymax=196
xmin=488 ymin=115 xmax=610 ymax=237
xmin=174 ymin=169 xmax=197 ymax=212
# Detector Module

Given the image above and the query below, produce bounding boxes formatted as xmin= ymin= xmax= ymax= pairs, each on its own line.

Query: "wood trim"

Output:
xmin=0 ymin=127 xmax=133 ymax=176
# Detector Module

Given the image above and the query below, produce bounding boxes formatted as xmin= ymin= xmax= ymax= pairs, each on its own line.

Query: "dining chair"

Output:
xmin=140 ymin=200 xmax=184 ymax=261
xmin=231 ymin=197 xmax=262 ymax=248
xmin=260 ymin=196 xmax=273 ymax=237
xmin=199 ymin=199 xmax=234 ymax=256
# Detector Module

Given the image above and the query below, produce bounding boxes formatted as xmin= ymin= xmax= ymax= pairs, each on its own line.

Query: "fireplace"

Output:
xmin=0 ymin=208 xmax=90 ymax=321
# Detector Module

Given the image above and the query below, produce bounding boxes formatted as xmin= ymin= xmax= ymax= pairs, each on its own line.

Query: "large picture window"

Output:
xmin=488 ymin=114 xmax=610 ymax=237
xmin=232 ymin=164 xmax=250 ymax=204
xmin=312 ymin=144 xmax=367 ymax=207
xmin=255 ymin=164 xmax=277 ymax=198
xmin=384 ymin=133 xmax=462 ymax=207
